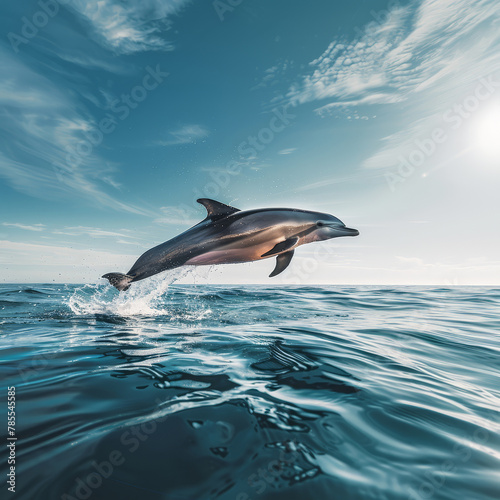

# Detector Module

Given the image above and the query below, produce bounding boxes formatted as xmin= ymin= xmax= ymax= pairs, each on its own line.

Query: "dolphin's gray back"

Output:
xmin=126 ymin=219 xmax=212 ymax=278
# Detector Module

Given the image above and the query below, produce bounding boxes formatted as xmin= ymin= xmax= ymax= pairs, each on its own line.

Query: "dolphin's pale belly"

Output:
xmin=185 ymin=242 xmax=279 ymax=265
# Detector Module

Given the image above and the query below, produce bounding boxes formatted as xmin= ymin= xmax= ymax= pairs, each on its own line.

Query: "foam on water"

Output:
xmin=67 ymin=268 xmax=192 ymax=317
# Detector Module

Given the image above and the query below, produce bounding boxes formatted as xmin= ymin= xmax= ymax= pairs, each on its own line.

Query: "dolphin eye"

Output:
xmin=316 ymin=221 xmax=325 ymax=227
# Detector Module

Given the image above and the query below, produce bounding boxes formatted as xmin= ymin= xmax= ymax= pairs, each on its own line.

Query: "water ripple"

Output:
xmin=1 ymin=283 xmax=499 ymax=499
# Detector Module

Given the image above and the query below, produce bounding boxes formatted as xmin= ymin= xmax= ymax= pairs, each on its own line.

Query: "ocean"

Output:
xmin=1 ymin=280 xmax=499 ymax=500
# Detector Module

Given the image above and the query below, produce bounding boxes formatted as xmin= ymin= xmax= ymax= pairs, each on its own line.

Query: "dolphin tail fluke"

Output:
xmin=102 ymin=273 xmax=134 ymax=292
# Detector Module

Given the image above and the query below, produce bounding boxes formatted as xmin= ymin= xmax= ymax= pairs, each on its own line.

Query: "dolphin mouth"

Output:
xmin=337 ymin=226 xmax=359 ymax=236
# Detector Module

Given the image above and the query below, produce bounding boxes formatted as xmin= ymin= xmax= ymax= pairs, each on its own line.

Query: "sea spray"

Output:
xmin=68 ymin=268 xmax=194 ymax=317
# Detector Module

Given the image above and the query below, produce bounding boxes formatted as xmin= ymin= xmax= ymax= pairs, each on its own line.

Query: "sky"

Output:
xmin=1 ymin=0 xmax=500 ymax=285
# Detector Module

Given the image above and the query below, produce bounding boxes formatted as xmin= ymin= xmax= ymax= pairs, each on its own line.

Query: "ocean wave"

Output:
xmin=1 ymin=284 xmax=499 ymax=500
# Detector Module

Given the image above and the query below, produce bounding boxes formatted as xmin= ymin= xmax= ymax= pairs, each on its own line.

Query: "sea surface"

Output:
xmin=1 ymin=280 xmax=499 ymax=500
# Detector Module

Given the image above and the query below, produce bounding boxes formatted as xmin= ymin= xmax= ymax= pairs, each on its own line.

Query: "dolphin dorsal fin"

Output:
xmin=197 ymin=198 xmax=240 ymax=219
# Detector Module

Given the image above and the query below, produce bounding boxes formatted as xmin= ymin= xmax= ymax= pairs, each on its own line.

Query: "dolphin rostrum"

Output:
xmin=103 ymin=198 xmax=359 ymax=291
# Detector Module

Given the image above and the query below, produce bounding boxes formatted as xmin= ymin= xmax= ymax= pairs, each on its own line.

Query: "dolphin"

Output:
xmin=102 ymin=198 xmax=359 ymax=291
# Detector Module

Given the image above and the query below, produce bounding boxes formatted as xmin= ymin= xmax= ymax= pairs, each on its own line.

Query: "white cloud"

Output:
xmin=0 ymin=47 xmax=152 ymax=216
xmin=2 ymin=223 xmax=46 ymax=232
xmin=0 ymin=240 xmax=135 ymax=283
xmin=156 ymin=124 xmax=209 ymax=146
xmin=293 ymin=171 xmax=385 ymax=192
xmin=49 ymin=226 xmax=149 ymax=248
xmin=0 ymin=2 xmax=192 ymax=217
xmin=53 ymin=226 xmax=135 ymax=238
xmin=154 ymin=206 xmax=200 ymax=225
xmin=55 ymin=52 xmax=132 ymax=74
xmin=251 ymin=60 xmax=294 ymax=91
xmin=67 ymin=0 xmax=191 ymax=54
xmin=287 ymin=3 xmax=410 ymax=108
xmin=361 ymin=115 xmax=439 ymax=169
xmin=314 ymin=93 xmax=401 ymax=117
xmin=116 ymin=239 xmax=144 ymax=246
xmin=288 ymin=0 xmax=500 ymax=174
xmin=251 ymin=64 xmax=278 ymax=90
xmin=278 ymin=148 xmax=297 ymax=155
xmin=0 ymin=240 xmax=132 ymax=266
xmin=289 ymin=0 xmax=500 ymax=112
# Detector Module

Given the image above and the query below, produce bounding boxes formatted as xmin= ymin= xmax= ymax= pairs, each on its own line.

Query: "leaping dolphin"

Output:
xmin=103 ymin=198 xmax=359 ymax=291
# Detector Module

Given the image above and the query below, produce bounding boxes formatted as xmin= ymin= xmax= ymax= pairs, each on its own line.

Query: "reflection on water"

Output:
xmin=1 ymin=283 xmax=500 ymax=499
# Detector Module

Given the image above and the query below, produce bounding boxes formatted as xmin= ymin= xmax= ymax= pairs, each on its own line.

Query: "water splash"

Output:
xmin=68 ymin=268 xmax=193 ymax=317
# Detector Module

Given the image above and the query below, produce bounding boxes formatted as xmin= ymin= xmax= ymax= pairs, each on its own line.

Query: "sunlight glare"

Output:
xmin=472 ymin=102 xmax=500 ymax=161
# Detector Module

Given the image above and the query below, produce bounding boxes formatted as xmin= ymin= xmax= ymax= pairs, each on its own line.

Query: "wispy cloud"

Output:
xmin=116 ymin=239 xmax=144 ymax=246
xmin=0 ymin=240 xmax=132 ymax=265
xmin=0 ymin=47 xmax=153 ymax=216
xmin=278 ymin=148 xmax=297 ymax=155
xmin=314 ymin=94 xmax=401 ymax=117
xmin=67 ymin=0 xmax=191 ymax=54
xmin=251 ymin=60 xmax=294 ymax=91
xmin=287 ymin=4 xmax=410 ymax=110
xmin=2 ymin=223 xmax=46 ymax=232
xmin=55 ymin=51 xmax=132 ymax=74
xmin=2 ymin=222 xmax=146 ymax=242
xmin=156 ymin=124 xmax=210 ymax=146
xmin=251 ymin=64 xmax=278 ymax=91
xmin=292 ymin=171 xmax=385 ymax=192
xmin=287 ymin=0 xmax=500 ymax=172
xmin=154 ymin=206 xmax=200 ymax=225
xmin=0 ymin=1 xmax=193 ymax=218
xmin=289 ymin=0 xmax=500 ymax=113
xmin=52 ymin=226 xmax=137 ymax=238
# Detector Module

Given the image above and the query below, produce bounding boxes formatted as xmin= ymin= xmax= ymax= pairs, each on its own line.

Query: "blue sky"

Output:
xmin=1 ymin=0 xmax=500 ymax=285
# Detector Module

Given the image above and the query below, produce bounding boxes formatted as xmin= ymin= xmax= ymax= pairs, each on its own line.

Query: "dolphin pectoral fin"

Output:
xmin=197 ymin=198 xmax=240 ymax=219
xmin=269 ymin=250 xmax=294 ymax=277
xmin=261 ymin=237 xmax=299 ymax=258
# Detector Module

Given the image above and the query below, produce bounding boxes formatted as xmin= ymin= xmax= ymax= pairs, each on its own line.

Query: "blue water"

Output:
xmin=1 ymin=281 xmax=499 ymax=500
